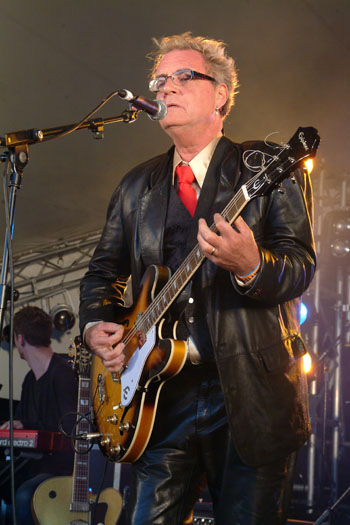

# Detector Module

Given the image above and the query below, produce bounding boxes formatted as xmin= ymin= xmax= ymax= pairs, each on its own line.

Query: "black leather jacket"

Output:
xmin=80 ymin=136 xmax=316 ymax=466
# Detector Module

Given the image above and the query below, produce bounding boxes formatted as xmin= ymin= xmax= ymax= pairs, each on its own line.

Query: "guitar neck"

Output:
xmin=71 ymin=374 xmax=91 ymax=513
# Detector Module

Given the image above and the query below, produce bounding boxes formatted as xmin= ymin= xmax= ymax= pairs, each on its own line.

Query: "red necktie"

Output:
xmin=175 ymin=163 xmax=198 ymax=217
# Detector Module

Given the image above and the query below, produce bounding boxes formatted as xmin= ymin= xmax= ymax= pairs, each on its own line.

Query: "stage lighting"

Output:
xmin=300 ymin=302 xmax=308 ymax=325
xmin=303 ymin=352 xmax=312 ymax=374
xmin=42 ymin=290 xmax=76 ymax=335
xmin=330 ymin=239 xmax=350 ymax=257
xmin=304 ymin=158 xmax=314 ymax=174
xmin=325 ymin=211 xmax=350 ymax=259
xmin=300 ymin=294 xmax=317 ymax=330
xmin=50 ymin=303 xmax=75 ymax=332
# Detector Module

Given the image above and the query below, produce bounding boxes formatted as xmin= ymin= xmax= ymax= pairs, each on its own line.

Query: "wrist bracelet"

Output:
xmin=236 ymin=261 xmax=261 ymax=282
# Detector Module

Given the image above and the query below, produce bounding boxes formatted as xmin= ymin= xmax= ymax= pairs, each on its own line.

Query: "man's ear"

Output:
xmin=14 ymin=333 xmax=24 ymax=347
xmin=215 ymin=82 xmax=229 ymax=112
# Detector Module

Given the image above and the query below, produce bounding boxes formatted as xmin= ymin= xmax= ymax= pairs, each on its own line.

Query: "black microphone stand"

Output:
xmin=314 ymin=486 xmax=350 ymax=524
xmin=0 ymin=91 xmax=139 ymax=524
xmin=0 ymin=146 xmax=25 ymax=525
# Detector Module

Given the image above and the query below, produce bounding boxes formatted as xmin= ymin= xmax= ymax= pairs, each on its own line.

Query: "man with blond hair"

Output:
xmin=80 ymin=32 xmax=315 ymax=524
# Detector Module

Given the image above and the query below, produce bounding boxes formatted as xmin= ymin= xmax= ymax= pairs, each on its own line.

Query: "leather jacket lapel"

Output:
xmin=186 ymin=137 xmax=242 ymax=250
xmin=138 ymin=151 xmax=173 ymax=268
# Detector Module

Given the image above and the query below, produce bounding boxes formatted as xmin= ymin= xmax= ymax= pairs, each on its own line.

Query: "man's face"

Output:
xmin=153 ymin=49 xmax=220 ymax=135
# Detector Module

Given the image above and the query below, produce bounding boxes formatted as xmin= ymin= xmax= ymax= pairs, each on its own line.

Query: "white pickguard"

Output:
xmin=120 ymin=325 xmax=156 ymax=406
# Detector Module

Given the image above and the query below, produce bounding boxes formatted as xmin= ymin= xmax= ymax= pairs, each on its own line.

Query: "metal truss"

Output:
xmin=297 ymin=167 xmax=350 ymax=522
xmin=10 ymin=229 xmax=101 ymax=307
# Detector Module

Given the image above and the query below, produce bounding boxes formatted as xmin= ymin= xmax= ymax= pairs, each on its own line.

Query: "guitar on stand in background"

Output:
xmin=32 ymin=336 xmax=122 ymax=525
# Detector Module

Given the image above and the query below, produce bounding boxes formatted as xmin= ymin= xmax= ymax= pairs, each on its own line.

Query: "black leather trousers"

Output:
xmin=127 ymin=361 xmax=291 ymax=524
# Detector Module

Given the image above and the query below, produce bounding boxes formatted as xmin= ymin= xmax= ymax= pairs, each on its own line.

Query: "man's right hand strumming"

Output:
xmin=85 ymin=322 xmax=125 ymax=373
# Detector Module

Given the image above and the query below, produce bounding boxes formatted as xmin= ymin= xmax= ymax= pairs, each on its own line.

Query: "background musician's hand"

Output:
xmin=0 ymin=419 xmax=24 ymax=430
xmin=84 ymin=321 xmax=125 ymax=373
xmin=198 ymin=214 xmax=260 ymax=276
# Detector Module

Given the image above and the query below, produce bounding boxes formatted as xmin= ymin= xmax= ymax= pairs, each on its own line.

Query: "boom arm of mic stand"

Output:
xmin=0 ymin=108 xmax=140 ymax=296
xmin=0 ymin=103 xmax=139 ymax=321
xmin=0 ymin=109 xmax=139 ymax=148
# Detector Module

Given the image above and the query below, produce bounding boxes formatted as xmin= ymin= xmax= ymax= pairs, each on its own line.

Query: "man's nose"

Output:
xmin=162 ymin=76 xmax=178 ymax=94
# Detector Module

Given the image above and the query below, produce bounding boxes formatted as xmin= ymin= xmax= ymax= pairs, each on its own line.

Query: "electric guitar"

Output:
xmin=91 ymin=126 xmax=320 ymax=463
xmin=32 ymin=336 xmax=122 ymax=524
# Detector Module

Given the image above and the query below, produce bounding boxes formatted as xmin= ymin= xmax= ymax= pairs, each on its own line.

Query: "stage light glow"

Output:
xmin=303 ymin=352 xmax=312 ymax=374
xmin=304 ymin=158 xmax=314 ymax=174
xmin=330 ymin=239 xmax=350 ymax=257
xmin=300 ymin=302 xmax=308 ymax=325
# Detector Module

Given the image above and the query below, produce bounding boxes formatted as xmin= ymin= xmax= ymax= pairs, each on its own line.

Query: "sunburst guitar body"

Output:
xmin=91 ymin=264 xmax=188 ymax=462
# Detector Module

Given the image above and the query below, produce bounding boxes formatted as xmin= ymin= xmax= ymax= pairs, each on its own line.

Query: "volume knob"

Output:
xmin=119 ymin=421 xmax=130 ymax=433
xmin=107 ymin=414 xmax=118 ymax=425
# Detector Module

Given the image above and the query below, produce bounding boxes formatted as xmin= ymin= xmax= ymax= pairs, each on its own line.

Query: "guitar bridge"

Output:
xmin=111 ymin=372 xmax=121 ymax=383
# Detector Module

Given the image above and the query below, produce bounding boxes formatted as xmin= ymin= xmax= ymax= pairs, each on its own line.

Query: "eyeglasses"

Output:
xmin=149 ymin=69 xmax=216 ymax=93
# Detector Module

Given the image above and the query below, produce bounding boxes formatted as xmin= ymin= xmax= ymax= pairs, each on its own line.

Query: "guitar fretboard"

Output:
xmin=71 ymin=376 xmax=91 ymax=513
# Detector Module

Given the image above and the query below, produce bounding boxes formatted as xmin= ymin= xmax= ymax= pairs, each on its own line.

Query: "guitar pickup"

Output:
xmin=97 ymin=374 xmax=106 ymax=404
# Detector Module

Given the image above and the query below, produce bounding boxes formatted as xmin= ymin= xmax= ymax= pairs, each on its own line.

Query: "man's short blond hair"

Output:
xmin=148 ymin=32 xmax=238 ymax=119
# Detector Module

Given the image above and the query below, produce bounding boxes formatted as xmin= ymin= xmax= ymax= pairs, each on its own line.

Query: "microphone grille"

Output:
xmin=149 ymin=100 xmax=168 ymax=121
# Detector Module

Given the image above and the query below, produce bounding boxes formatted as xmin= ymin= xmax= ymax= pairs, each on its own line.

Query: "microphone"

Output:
xmin=117 ymin=89 xmax=167 ymax=121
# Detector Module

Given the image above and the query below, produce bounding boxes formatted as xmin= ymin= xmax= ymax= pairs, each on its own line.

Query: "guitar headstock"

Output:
xmin=246 ymin=126 xmax=320 ymax=199
xmin=69 ymin=335 xmax=91 ymax=379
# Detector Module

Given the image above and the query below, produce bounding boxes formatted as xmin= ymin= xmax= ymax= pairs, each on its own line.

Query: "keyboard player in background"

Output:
xmin=0 ymin=306 xmax=78 ymax=525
